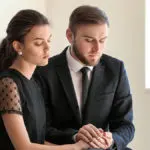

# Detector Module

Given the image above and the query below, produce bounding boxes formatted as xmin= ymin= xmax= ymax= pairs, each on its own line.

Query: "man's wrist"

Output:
xmin=72 ymin=133 xmax=77 ymax=142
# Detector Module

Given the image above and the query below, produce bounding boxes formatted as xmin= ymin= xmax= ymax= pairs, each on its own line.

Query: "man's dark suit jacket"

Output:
xmin=35 ymin=47 xmax=135 ymax=150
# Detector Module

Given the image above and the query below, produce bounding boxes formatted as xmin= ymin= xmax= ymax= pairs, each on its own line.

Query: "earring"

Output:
xmin=18 ymin=51 xmax=22 ymax=55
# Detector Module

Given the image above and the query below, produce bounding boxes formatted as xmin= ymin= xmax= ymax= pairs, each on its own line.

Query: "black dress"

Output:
xmin=0 ymin=69 xmax=46 ymax=150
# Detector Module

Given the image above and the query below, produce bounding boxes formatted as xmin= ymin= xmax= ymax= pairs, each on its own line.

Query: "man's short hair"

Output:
xmin=69 ymin=5 xmax=109 ymax=33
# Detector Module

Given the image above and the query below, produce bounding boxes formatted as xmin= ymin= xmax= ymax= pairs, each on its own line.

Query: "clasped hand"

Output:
xmin=75 ymin=124 xmax=113 ymax=149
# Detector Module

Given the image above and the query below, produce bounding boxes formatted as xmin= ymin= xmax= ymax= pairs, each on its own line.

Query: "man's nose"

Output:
xmin=93 ymin=42 xmax=101 ymax=52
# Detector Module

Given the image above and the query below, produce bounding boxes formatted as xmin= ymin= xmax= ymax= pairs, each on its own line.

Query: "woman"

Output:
xmin=0 ymin=9 xmax=89 ymax=150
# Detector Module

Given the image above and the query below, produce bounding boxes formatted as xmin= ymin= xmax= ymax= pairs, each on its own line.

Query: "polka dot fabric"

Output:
xmin=0 ymin=77 xmax=22 ymax=115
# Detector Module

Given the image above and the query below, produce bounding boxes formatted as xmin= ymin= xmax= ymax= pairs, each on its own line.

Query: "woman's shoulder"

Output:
xmin=0 ymin=71 xmax=23 ymax=116
xmin=0 ymin=69 xmax=24 ymax=90
xmin=0 ymin=70 xmax=19 ymax=91
xmin=0 ymin=69 xmax=24 ymax=81
xmin=0 ymin=69 xmax=16 ymax=78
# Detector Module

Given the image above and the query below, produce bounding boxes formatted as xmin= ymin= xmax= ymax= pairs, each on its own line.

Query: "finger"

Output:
xmin=88 ymin=124 xmax=103 ymax=137
xmin=92 ymin=138 xmax=107 ymax=149
xmin=103 ymin=137 xmax=112 ymax=148
xmin=76 ymin=133 xmax=91 ymax=143
xmin=79 ymin=128 xmax=93 ymax=142
xmin=99 ymin=128 xmax=104 ymax=133
xmin=98 ymin=128 xmax=105 ymax=137
xmin=84 ymin=124 xmax=100 ymax=138
xmin=97 ymin=136 xmax=106 ymax=145
xmin=102 ymin=133 xmax=113 ymax=148
xmin=89 ymin=141 xmax=99 ymax=149
xmin=93 ymin=138 xmax=105 ymax=148
xmin=105 ymin=132 xmax=112 ymax=139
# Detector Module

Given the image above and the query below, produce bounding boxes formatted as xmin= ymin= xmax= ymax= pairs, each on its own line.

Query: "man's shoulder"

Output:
xmin=100 ymin=53 xmax=123 ymax=67
xmin=101 ymin=53 xmax=123 ymax=64
xmin=99 ymin=54 xmax=124 ymax=73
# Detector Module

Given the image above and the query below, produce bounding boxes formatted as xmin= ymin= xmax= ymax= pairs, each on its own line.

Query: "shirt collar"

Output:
xmin=66 ymin=46 xmax=93 ymax=72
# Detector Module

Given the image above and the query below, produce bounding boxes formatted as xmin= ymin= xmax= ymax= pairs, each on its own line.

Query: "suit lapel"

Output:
xmin=88 ymin=63 xmax=105 ymax=102
xmin=55 ymin=49 xmax=81 ymax=125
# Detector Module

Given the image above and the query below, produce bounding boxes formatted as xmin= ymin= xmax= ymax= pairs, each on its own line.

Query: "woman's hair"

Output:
xmin=0 ymin=9 xmax=49 ymax=71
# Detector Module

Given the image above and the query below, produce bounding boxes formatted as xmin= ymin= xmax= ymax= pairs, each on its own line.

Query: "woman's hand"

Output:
xmin=74 ymin=140 xmax=90 ymax=150
xmin=44 ymin=141 xmax=57 ymax=146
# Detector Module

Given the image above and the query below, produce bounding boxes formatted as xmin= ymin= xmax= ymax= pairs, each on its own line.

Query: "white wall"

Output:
xmin=47 ymin=0 xmax=147 ymax=149
xmin=0 ymin=0 xmax=47 ymax=39
xmin=145 ymin=0 xmax=150 ymax=88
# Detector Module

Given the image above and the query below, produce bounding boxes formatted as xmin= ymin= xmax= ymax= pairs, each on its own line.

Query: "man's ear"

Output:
xmin=66 ymin=28 xmax=74 ymax=44
xmin=12 ymin=41 xmax=23 ymax=53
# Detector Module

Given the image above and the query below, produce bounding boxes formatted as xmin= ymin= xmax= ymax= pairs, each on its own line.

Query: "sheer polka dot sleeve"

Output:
xmin=0 ymin=77 xmax=22 ymax=115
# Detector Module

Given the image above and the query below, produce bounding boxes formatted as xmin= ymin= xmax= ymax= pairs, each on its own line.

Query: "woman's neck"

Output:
xmin=10 ymin=57 xmax=36 ymax=80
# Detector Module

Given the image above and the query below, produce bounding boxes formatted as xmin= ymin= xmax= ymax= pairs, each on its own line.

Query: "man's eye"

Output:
xmin=47 ymin=40 xmax=51 ymax=43
xmin=86 ymin=38 xmax=93 ymax=42
xmin=100 ymin=40 xmax=105 ymax=43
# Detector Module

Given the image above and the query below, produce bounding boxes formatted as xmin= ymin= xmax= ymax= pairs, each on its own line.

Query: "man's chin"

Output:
xmin=87 ymin=59 xmax=100 ymax=66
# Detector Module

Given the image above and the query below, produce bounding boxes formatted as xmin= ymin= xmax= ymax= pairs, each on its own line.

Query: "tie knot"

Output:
xmin=80 ymin=67 xmax=89 ymax=74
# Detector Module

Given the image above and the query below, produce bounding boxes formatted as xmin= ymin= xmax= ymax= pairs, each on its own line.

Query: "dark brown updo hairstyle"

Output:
xmin=0 ymin=9 xmax=49 ymax=71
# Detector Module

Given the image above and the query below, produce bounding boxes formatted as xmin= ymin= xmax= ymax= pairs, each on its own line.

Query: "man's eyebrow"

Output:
xmin=82 ymin=35 xmax=93 ymax=38
xmin=82 ymin=35 xmax=108 ymax=40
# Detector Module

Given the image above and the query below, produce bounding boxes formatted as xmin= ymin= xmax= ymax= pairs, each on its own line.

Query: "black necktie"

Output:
xmin=80 ymin=67 xmax=90 ymax=110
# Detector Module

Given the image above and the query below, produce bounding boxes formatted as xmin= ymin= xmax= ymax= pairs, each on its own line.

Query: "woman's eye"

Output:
xmin=34 ymin=41 xmax=43 ymax=46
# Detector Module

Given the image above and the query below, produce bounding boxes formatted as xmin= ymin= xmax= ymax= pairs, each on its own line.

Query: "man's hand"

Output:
xmin=75 ymin=124 xmax=114 ymax=149
xmin=76 ymin=124 xmax=102 ymax=143
xmin=75 ymin=124 xmax=107 ymax=149
xmin=102 ymin=131 xmax=114 ymax=149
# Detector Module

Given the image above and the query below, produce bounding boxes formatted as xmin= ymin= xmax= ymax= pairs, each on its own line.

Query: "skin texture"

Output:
xmin=66 ymin=23 xmax=108 ymax=66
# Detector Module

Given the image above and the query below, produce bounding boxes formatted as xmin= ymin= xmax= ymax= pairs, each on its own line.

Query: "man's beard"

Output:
xmin=72 ymin=43 xmax=100 ymax=66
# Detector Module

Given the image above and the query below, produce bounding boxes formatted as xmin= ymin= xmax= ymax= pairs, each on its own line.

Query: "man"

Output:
xmin=35 ymin=5 xmax=135 ymax=150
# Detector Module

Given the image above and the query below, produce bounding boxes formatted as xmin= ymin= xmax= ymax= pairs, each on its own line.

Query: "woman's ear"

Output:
xmin=12 ymin=41 xmax=23 ymax=54
xmin=66 ymin=28 xmax=74 ymax=44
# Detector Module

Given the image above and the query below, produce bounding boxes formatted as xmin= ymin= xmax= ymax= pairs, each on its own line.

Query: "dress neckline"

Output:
xmin=8 ymin=68 xmax=33 ymax=81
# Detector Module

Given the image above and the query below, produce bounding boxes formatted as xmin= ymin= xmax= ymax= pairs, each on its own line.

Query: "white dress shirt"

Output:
xmin=66 ymin=47 xmax=93 ymax=115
